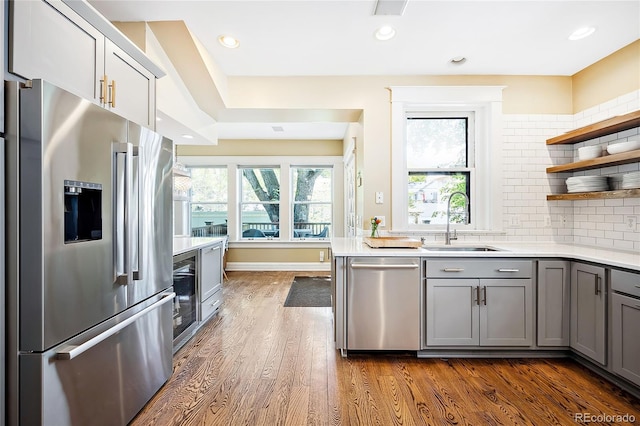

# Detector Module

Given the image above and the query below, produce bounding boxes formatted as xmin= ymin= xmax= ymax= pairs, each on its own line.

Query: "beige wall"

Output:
xmin=177 ymin=138 xmax=343 ymax=156
xmin=227 ymin=247 xmax=330 ymax=264
xmin=572 ymin=40 xmax=640 ymax=113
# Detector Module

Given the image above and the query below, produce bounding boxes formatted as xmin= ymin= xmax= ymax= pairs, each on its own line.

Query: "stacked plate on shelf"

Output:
xmin=621 ymin=171 xmax=640 ymax=189
xmin=566 ymin=176 xmax=609 ymax=193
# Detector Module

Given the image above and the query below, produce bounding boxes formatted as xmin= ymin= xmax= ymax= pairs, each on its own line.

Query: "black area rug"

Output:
xmin=284 ymin=276 xmax=332 ymax=307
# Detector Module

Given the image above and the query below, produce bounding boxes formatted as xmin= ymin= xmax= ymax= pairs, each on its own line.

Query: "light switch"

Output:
xmin=375 ymin=192 xmax=384 ymax=204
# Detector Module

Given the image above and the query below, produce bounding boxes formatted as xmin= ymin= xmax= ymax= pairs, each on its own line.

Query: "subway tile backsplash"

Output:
xmin=500 ymin=89 xmax=640 ymax=251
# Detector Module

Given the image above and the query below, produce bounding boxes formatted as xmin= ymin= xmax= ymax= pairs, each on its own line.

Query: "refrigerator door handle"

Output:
xmin=113 ymin=142 xmax=133 ymax=286
xmin=56 ymin=292 xmax=176 ymax=360
xmin=132 ymin=145 xmax=143 ymax=281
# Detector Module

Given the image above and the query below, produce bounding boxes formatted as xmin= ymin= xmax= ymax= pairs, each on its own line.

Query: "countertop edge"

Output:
xmin=173 ymin=236 xmax=227 ymax=256
xmin=330 ymin=238 xmax=640 ymax=272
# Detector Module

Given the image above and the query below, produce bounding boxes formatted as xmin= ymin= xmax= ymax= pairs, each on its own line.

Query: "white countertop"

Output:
xmin=173 ymin=236 xmax=227 ymax=256
xmin=330 ymin=238 xmax=640 ymax=272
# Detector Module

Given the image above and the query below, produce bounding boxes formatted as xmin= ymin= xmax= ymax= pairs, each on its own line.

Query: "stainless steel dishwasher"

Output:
xmin=347 ymin=257 xmax=421 ymax=350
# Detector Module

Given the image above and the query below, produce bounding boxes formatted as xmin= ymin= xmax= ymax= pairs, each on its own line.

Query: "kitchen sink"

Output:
xmin=423 ymin=246 xmax=504 ymax=252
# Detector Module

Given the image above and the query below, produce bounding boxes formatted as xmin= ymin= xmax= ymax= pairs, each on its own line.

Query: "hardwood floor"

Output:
xmin=131 ymin=271 xmax=640 ymax=425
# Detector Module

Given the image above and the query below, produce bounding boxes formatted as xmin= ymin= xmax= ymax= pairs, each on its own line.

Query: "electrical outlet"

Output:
xmin=319 ymin=251 xmax=325 ymax=262
xmin=375 ymin=216 xmax=385 ymax=227
xmin=561 ymin=215 xmax=567 ymax=225
xmin=544 ymin=216 xmax=551 ymax=227
xmin=509 ymin=215 xmax=521 ymax=227
xmin=625 ymin=216 xmax=637 ymax=230
xmin=375 ymin=192 xmax=384 ymax=204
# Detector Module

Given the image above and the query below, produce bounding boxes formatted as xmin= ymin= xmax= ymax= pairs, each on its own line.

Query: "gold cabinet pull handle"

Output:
xmin=108 ymin=79 xmax=116 ymax=107
xmin=100 ymin=75 xmax=107 ymax=103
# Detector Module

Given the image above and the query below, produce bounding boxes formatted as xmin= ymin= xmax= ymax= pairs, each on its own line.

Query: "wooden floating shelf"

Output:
xmin=546 ymin=149 xmax=640 ymax=173
xmin=547 ymin=188 xmax=640 ymax=201
xmin=546 ymin=110 xmax=640 ymax=146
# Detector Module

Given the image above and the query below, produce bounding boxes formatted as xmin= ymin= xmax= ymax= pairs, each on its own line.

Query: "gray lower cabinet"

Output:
xmin=199 ymin=243 xmax=224 ymax=321
xmin=570 ymin=262 xmax=606 ymax=365
xmin=425 ymin=259 xmax=533 ymax=347
xmin=611 ymin=270 xmax=640 ymax=387
xmin=537 ymin=260 xmax=570 ymax=346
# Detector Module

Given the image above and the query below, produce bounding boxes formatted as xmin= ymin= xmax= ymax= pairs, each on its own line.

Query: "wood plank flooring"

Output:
xmin=130 ymin=271 xmax=640 ymax=425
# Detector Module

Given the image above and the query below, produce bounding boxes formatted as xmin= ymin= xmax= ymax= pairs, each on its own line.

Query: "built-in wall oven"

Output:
xmin=173 ymin=251 xmax=198 ymax=348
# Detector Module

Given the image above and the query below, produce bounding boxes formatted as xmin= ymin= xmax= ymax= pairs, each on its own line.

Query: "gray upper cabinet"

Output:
xmin=9 ymin=0 xmax=156 ymax=128
xmin=104 ymin=40 xmax=156 ymax=127
xmin=537 ymin=260 xmax=570 ymax=347
xmin=570 ymin=262 xmax=606 ymax=365
xmin=10 ymin=0 xmax=105 ymax=102
xmin=425 ymin=259 xmax=533 ymax=347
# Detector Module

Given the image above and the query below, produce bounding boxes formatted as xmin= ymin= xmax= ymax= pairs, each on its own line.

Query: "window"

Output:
xmin=240 ymin=167 xmax=280 ymax=239
xmin=180 ymin=155 xmax=343 ymax=242
xmin=406 ymin=114 xmax=473 ymax=226
xmin=390 ymin=86 xmax=504 ymax=231
xmin=291 ymin=167 xmax=332 ymax=239
xmin=189 ymin=167 xmax=228 ymax=236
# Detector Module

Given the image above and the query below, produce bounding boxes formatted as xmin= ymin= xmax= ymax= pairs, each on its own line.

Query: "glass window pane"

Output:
xmin=406 ymin=118 xmax=467 ymax=169
xmin=293 ymin=204 xmax=331 ymax=238
xmin=191 ymin=203 xmax=227 ymax=226
xmin=408 ymin=172 xmax=469 ymax=225
xmin=292 ymin=168 xmax=332 ymax=202
xmin=241 ymin=168 xmax=280 ymax=202
xmin=190 ymin=167 xmax=228 ymax=202
xmin=241 ymin=203 xmax=279 ymax=238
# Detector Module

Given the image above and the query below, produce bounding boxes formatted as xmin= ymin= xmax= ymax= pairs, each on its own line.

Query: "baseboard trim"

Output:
xmin=226 ymin=262 xmax=331 ymax=272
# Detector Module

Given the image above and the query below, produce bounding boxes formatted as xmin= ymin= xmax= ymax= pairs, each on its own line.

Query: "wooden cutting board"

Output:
xmin=363 ymin=236 xmax=422 ymax=248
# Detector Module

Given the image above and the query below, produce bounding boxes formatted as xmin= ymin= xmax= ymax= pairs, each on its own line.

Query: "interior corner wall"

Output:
xmin=572 ymin=40 xmax=640 ymax=113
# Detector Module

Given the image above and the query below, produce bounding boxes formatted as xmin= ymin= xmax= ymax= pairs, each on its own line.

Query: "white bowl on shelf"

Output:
xmin=606 ymin=140 xmax=640 ymax=155
xmin=577 ymin=145 xmax=603 ymax=160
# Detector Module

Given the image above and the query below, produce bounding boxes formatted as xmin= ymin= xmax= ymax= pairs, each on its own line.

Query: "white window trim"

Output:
xmin=180 ymin=156 xmax=344 ymax=244
xmin=390 ymin=86 xmax=505 ymax=233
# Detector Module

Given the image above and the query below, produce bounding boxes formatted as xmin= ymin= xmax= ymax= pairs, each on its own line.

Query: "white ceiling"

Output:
xmin=89 ymin=0 xmax=640 ymax=140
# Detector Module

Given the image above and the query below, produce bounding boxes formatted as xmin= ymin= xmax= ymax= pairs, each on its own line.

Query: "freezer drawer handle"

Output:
xmin=56 ymin=292 xmax=176 ymax=360
xmin=497 ymin=269 xmax=520 ymax=272
xmin=443 ymin=268 xmax=464 ymax=272
xmin=351 ymin=263 xmax=419 ymax=270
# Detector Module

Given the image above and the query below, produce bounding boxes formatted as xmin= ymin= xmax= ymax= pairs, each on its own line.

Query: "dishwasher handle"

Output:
xmin=351 ymin=263 xmax=419 ymax=270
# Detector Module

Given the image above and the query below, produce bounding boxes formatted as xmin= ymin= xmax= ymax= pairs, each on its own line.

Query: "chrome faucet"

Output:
xmin=445 ymin=191 xmax=469 ymax=245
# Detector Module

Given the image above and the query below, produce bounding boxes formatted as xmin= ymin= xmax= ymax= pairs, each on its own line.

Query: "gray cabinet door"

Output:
xmin=10 ymin=0 xmax=104 ymax=103
xmin=480 ymin=279 xmax=533 ymax=346
xmin=426 ymin=279 xmax=479 ymax=346
xmin=199 ymin=243 xmax=223 ymax=302
xmin=570 ymin=262 xmax=606 ymax=365
xmin=104 ymin=40 xmax=156 ymax=127
xmin=537 ymin=260 xmax=570 ymax=346
xmin=612 ymin=293 xmax=640 ymax=387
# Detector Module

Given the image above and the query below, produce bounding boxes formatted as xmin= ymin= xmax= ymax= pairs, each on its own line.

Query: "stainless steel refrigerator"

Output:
xmin=5 ymin=79 xmax=175 ymax=425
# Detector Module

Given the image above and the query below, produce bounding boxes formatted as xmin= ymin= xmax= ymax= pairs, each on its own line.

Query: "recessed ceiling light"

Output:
xmin=218 ymin=35 xmax=240 ymax=48
xmin=271 ymin=126 xmax=284 ymax=132
xmin=450 ymin=56 xmax=467 ymax=65
xmin=569 ymin=26 xmax=596 ymax=40
xmin=374 ymin=25 xmax=396 ymax=41
xmin=182 ymin=134 xmax=194 ymax=139
xmin=156 ymin=116 xmax=162 ymax=121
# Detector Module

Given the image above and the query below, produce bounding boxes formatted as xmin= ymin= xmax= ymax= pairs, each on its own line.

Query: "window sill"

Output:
xmin=387 ymin=229 xmax=507 ymax=237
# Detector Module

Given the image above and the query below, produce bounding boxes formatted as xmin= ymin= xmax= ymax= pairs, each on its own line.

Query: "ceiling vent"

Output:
xmin=373 ymin=0 xmax=408 ymax=16
xmin=271 ymin=125 xmax=285 ymax=132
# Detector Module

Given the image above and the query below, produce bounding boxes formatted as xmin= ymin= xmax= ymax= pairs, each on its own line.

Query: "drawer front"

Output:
xmin=611 ymin=269 xmax=640 ymax=298
xmin=201 ymin=289 xmax=223 ymax=321
xmin=426 ymin=259 xmax=532 ymax=278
